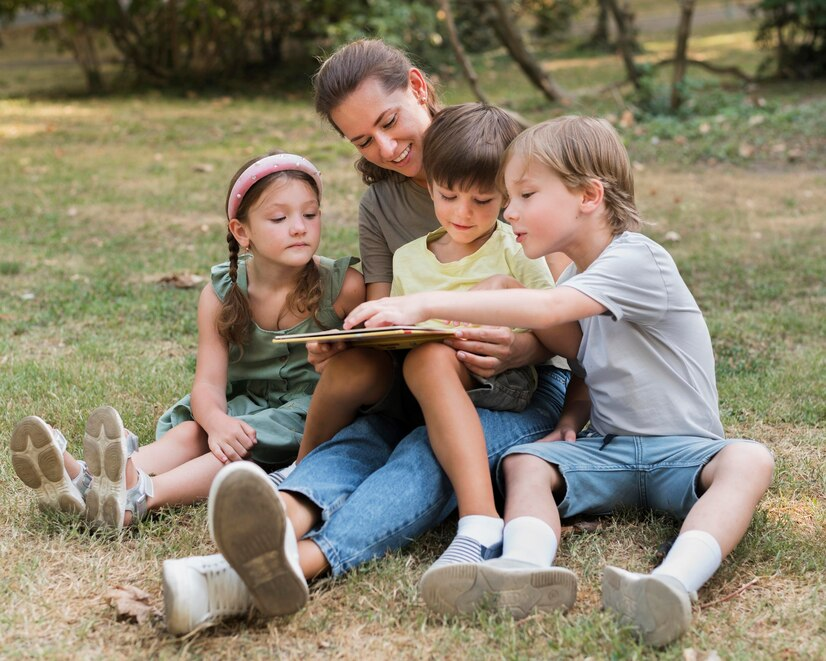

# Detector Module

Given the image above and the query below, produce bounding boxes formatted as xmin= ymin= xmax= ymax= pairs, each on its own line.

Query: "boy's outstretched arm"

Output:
xmin=343 ymin=287 xmax=605 ymax=331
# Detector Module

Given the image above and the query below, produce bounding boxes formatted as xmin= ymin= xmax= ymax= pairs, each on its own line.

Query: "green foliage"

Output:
xmin=751 ymin=0 xmax=826 ymax=78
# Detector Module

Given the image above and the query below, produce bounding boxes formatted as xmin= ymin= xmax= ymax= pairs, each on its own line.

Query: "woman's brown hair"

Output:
xmin=312 ymin=39 xmax=441 ymax=185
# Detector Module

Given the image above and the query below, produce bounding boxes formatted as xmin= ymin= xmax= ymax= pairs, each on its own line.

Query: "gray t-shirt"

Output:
xmin=358 ymin=177 xmax=440 ymax=285
xmin=559 ymin=232 xmax=723 ymax=439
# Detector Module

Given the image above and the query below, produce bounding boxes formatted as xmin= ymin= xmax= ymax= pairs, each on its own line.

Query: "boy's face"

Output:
xmin=429 ymin=181 xmax=502 ymax=246
xmin=502 ymin=155 xmax=582 ymax=260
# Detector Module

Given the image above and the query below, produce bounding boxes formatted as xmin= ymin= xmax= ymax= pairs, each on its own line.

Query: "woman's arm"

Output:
xmin=189 ymin=286 xmax=257 ymax=463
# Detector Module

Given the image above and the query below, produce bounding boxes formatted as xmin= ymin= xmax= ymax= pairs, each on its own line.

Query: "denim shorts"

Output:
xmin=468 ymin=365 xmax=537 ymax=412
xmin=498 ymin=430 xmax=764 ymax=521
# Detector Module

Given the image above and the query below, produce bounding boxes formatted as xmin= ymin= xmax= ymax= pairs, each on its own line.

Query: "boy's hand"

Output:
xmin=307 ymin=340 xmax=348 ymax=374
xmin=206 ymin=416 xmax=257 ymax=463
xmin=537 ymin=425 xmax=579 ymax=443
xmin=344 ymin=295 xmax=427 ymax=329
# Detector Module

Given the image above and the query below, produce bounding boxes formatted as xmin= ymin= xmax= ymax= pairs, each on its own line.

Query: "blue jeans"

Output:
xmin=280 ymin=365 xmax=570 ymax=576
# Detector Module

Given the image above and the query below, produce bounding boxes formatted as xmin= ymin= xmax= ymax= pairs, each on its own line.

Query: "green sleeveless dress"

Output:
xmin=155 ymin=254 xmax=357 ymax=468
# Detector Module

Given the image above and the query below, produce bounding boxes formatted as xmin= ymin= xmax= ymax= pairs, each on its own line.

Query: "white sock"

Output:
xmin=501 ymin=516 xmax=558 ymax=567
xmin=457 ymin=515 xmax=504 ymax=548
xmin=652 ymin=529 xmax=722 ymax=593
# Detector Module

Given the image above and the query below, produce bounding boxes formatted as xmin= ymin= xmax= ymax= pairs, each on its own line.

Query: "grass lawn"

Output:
xmin=0 ymin=8 xmax=824 ymax=660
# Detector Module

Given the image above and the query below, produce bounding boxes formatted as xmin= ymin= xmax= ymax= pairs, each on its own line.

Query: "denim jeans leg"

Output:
xmin=309 ymin=366 xmax=570 ymax=576
xmin=280 ymin=414 xmax=408 ymax=519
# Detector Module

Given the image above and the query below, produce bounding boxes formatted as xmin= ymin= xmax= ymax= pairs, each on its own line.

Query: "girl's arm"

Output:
xmin=333 ymin=267 xmax=368 ymax=317
xmin=189 ymin=286 xmax=257 ymax=463
xmin=308 ymin=268 xmax=368 ymax=374
xmin=345 ymin=286 xmax=606 ymax=331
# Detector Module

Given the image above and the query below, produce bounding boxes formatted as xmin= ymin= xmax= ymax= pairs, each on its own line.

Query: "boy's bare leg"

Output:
xmin=298 ymin=347 xmax=393 ymax=462
xmin=603 ymin=441 xmax=774 ymax=646
xmin=280 ymin=491 xmax=330 ymax=580
xmin=404 ymin=342 xmax=497 ymax=518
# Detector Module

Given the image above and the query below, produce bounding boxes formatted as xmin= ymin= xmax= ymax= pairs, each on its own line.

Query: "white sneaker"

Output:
xmin=10 ymin=416 xmax=85 ymax=515
xmin=602 ymin=565 xmax=693 ymax=647
xmin=208 ymin=462 xmax=308 ymax=617
xmin=163 ymin=554 xmax=252 ymax=635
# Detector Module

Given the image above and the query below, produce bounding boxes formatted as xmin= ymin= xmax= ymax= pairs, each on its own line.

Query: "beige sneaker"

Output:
xmin=10 ymin=416 xmax=86 ymax=515
xmin=83 ymin=406 xmax=139 ymax=530
xmin=602 ymin=565 xmax=694 ymax=647
xmin=208 ymin=462 xmax=308 ymax=617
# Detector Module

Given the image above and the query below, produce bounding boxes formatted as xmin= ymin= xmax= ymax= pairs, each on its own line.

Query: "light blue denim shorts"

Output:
xmin=498 ymin=430 xmax=763 ymax=520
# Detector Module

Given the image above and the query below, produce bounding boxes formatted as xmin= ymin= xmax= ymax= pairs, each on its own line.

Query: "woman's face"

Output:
xmin=329 ymin=69 xmax=433 ymax=186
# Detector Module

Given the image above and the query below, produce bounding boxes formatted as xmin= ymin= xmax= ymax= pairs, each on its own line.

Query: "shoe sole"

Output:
xmin=10 ymin=416 xmax=84 ymax=515
xmin=210 ymin=466 xmax=308 ymax=617
xmin=602 ymin=566 xmax=691 ymax=647
xmin=420 ymin=563 xmax=577 ymax=618
xmin=83 ymin=406 xmax=127 ymax=529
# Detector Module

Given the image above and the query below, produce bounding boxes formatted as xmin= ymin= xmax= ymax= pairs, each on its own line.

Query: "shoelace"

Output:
xmin=202 ymin=560 xmax=250 ymax=615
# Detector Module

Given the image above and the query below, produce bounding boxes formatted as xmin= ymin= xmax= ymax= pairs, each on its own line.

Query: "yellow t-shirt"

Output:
xmin=390 ymin=220 xmax=554 ymax=330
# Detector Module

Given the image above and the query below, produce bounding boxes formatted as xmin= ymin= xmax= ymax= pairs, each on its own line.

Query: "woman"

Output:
xmin=162 ymin=39 xmax=574 ymax=635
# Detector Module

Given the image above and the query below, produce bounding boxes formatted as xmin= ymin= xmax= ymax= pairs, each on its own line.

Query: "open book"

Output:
xmin=271 ymin=326 xmax=459 ymax=350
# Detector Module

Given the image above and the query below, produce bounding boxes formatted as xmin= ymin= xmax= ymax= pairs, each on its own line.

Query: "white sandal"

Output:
xmin=83 ymin=406 xmax=140 ymax=529
xmin=10 ymin=416 xmax=89 ymax=515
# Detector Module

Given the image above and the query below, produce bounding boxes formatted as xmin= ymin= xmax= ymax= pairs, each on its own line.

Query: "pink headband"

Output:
xmin=227 ymin=153 xmax=323 ymax=219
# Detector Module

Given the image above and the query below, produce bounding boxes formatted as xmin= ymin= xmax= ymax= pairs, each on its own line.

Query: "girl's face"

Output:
xmin=502 ymin=155 xmax=583 ymax=259
xmin=329 ymin=70 xmax=433 ymax=186
xmin=233 ymin=177 xmax=321 ymax=269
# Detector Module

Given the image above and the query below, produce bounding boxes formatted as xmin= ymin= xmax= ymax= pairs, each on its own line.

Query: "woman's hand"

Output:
xmin=444 ymin=326 xmax=518 ymax=379
xmin=206 ymin=415 xmax=257 ymax=463
xmin=307 ymin=340 xmax=348 ymax=374
xmin=445 ymin=327 xmax=551 ymax=379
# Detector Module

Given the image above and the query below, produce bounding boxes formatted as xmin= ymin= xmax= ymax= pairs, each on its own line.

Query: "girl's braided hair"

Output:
xmin=219 ymin=154 xmax=323 ymax=348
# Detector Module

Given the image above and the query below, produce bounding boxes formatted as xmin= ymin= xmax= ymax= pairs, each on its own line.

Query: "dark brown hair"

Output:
xmin=218 ymin=154 xmax=323 ymax=348
xmin=312 ymin=38 xmax=441 ymax=185
xmin=423 ymin=103 xmax=521 ymax=193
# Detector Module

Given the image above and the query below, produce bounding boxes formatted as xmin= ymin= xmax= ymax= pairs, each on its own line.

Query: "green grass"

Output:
xmin=1 ymin=9 xmax=824 ymax=660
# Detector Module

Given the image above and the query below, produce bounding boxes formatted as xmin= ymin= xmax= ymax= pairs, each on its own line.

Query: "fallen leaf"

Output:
xmin=193 ymin=163 xmax=214 ymax=173
xmin=698 ymin=122 xmax=711 ymax=134
xmin=748 ymin=114 xmax=765 ymax=127
xmin=664 ymin=231 xmax=681 ymax=242
xmin=157 ymin=273 xmax=205 ymax=289
xmin=104 ymin=585 xmax=161 ymax=624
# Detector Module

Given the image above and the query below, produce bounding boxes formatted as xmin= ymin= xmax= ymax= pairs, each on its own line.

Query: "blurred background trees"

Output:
xmin=1 ymin=1 xmax=824 ymax=109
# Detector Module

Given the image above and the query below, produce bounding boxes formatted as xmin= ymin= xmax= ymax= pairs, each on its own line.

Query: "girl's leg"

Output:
xmin=130 ymin=420 xmax=209 ymax=475
xmin=298 ymin=347 xmax=394 ymax=462
xmin=404 ymin=342 xmax=497 ymax=518
xmin=122 ymin=420 xmax=214 ymax=525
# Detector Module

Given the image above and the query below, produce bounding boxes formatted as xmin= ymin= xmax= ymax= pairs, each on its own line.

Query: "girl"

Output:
xmin=10 ymin=152 xmax=364 ymax=530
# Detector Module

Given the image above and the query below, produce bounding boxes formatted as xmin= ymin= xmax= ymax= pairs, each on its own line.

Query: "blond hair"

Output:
xmin=503 ymin=115 xmax=642 ymax=234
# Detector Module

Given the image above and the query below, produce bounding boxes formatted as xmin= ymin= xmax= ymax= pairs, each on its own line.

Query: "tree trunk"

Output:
xmin=436 ymin=0 xmax=490 ymax=104
xmin=589 ymin=0 xmax=611 ymax=49
xmin=671 ymin=0 xmax=696 ymax=111
xmin=603 ymin=0 xmax=640 ymax=89
xmin=479 ymin=0 xmax=567 ymax=104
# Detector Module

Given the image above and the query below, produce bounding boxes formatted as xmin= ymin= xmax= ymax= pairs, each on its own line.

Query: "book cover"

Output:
xmin=271 ymin=326 xmax=458 ymax=350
